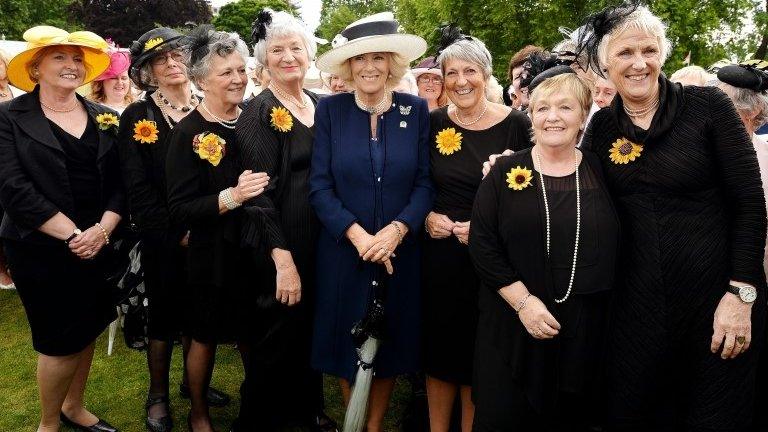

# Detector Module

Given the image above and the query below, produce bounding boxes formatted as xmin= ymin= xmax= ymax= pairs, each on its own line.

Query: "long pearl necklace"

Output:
xmin=535 ymin=147 xmax=580 ymax=304
xmin=200 ymin=100 xmax=240 ymax=129
xmin=271 ymin=83 xmax=307 ymax=109
xmin=355 ymin=90 xmax=391 ymax=114
xmin=454 ymin=102 xmax=487 ymax=126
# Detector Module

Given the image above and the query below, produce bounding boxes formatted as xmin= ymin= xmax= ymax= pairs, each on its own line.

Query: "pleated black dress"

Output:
xmin=422 ymin=107 xmax=531 ymax=384
xmin=582 ymin=77 xmax=767 ymax=431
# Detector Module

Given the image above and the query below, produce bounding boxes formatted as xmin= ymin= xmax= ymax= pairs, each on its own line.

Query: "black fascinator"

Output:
xmin=183 ymin=24 xmax=217 ymax=67
xmin=434 ymin=23 xmax=472 ymax=58
xmin=519 ymin=52 xmax=574 ymax=91
xmin=251 ymin=9 xmax=273 ymax=45
xmin=575 ymin=1 xmax=639 ymax=77
xmin=718 ymin=59 xmax=768 ymax=93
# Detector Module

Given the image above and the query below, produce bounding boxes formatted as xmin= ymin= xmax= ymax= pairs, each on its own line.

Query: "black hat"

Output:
xmin=529 ymin=65 xmax=576 ymax=93
xmin=129 ymin=27 xmax=185 ymax=90
xmin=575 ymin=1 xmax=639 ymax=77
xmin=520 ymin=52 xmax=575 ymax=92
xmin=717 ymin=60 xmax=768 ymax=93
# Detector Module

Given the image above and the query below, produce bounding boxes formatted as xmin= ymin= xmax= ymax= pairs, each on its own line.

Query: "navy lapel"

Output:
xmin=82 ymin=97 xmax=114 ymax=161
xmin=10 ymin=90 xmax=63 ymax=154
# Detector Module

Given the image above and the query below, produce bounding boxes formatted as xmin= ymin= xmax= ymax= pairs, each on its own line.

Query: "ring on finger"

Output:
xmin=736 ymin=335 xmax=746 ymax=345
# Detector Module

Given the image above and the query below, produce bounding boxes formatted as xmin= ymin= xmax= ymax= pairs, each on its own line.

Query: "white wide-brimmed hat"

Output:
xmin=316 ymin=12 xmax=427 ymax=76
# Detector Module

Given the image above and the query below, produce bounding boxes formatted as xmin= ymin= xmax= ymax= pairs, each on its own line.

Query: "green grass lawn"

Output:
xmin=0 ymin=290 xmax=410 ymax=432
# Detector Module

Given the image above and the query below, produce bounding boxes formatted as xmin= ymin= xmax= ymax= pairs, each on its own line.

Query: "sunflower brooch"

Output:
xmin=193 ymin=132 xmax=226 ymax=166
xmin=506 ymin=166 xmax=533 ymax=190
xmin=270 ymin=106 xmax=293 ymax=132
xmin=96 ymin=112 xmax=119 ymax=132
xmin=608 ymin=137 xmax=643 ymax=165
xmin=435 ymin=127 xmax=462 ymax=155
xmin=133 ymin=119 xmax=159 ymax=144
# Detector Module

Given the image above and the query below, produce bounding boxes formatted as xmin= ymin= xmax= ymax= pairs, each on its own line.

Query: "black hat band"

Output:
xmin=342 ymin=20 xmax=399 ymax=42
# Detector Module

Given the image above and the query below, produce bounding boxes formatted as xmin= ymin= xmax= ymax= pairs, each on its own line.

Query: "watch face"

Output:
xmin=740 ymin=286 xmax=757 ymax=303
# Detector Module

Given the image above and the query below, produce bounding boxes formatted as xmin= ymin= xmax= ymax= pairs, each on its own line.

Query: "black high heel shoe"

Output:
xmin=60 ymin=412 xmax=118 ymax=432
xmin=145 ymin=395 xmax=173 ymax=432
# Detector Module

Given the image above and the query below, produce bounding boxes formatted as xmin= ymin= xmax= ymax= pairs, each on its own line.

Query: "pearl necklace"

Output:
xmin=271 ymin=84 xmax=307 ymax=109
xmin=535 ymin=148 xmax=580 ymax=304
xmin=157 ymin=90 xmax=198 ymax=112
xmin=623 ymin=97 xmax=659 ymax=118
xmin=454 ymin=102 xmax=487 ymax=126
xmin=40 ymin=98 xmax=78 ymax=113
xmin=200 ymin=100 xmax=240 ymax=129
xmin=355 ymin=90 xmax=391 ymax=115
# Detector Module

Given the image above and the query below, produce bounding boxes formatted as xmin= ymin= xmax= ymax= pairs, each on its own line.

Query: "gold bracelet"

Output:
xmin=391 ymin=221 xmax=403 ymax=244
xmin=515 ymin=293 xmax=532 ymax=314
xmin=94 ymin=222 xmax=110 ymax=245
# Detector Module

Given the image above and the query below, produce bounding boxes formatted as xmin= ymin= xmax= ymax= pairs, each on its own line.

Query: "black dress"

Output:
xmin=422 ymin=107 xmax=531 ymax=384
xmin=118 ymin=97 xmax=186 ymax=341
xmin=5 ymin=119 xmax=116 ymax=355
xmin=469 ymin=149 xmax=619 ymax=431
xmin=582 ymin=77 xmax=767 ymax=431
xmin=165 ymin=110 xmax=254 ymax=343
xmin=234 ymin=89 xmax=322 ymax=429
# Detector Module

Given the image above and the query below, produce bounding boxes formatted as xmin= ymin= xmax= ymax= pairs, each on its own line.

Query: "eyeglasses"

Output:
xmin=150 ymin=51 xmax=184 ymax=66
xmin=417 ymin=76 xmax=443 ymax=85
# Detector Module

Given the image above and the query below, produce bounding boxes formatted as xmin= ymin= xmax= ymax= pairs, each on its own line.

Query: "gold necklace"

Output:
xmin=40 ymin=98 xmax=78 ymax=113
xmin=271 ymin=84 xmax=307 ymax=109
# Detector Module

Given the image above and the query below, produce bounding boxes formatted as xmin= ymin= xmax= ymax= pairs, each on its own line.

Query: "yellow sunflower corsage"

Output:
xmin=270 ymin=106 xmax=293 ymax=132
xmin=435 ymin=127 xmax=462 ymax=155
xmin=608 ymin=137 xmax=643 ymax=165
xmin=133 ymin=119 xmax=159 ymax=144
xmin=193 ymin=132 xmax=226 ymax=166
xmin=506 ymin=166 xmax=533 ymax=190
xmin=96 ymin=112 xmax=119 ymax=132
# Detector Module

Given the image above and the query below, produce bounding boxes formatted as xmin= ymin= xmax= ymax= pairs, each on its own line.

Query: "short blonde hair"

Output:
xmin=338 ymin=52 xmax=409 ymax=89
xmin=529 ymin=73 xmax=592 ymax=116
xmin=670 ymin=65 xmax=711 ymax=86
xmin=597 ymin=6 xmax=672 ymax=70
xmin=0 ymin=49 xmax=9 ymax=70
xmin=26 ymin=46 xmax=92 ymax=85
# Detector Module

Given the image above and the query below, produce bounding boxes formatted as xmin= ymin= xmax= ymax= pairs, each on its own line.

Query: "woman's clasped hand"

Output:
xmin=347 ymin=223 xmax=409 ymax=275
xmin=425 ymin=211 xmax=470 ymax=244
xmin=230 ymin=169 xmax=270 ymax=204
xmin=68 ymin=225 xmax=108 ymax=260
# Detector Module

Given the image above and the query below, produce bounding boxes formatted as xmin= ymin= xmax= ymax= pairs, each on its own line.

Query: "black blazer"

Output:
xmin=0 ymin=87 xmax=125 ymax=243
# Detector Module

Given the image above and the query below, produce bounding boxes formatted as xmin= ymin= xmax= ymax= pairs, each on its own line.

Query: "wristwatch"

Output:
xmin=728 ymin=283 xmax=757 ymax=304
xmin=65 ymin=228 xmax=82 ymax=245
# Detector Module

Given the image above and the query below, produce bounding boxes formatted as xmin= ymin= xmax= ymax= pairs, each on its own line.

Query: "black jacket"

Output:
xmin=0 ymin=87 xmax=125 ymax=244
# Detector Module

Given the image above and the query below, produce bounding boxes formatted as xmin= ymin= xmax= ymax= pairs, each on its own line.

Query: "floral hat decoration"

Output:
xmin=128 ymin=27 xmax=185 ymax=90
xmin=7 ymin=26 xmax=110 ymax=92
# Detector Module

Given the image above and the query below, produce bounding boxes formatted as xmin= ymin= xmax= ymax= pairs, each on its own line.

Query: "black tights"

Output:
xmin=187 ymin=340 xmax=248 ymax=429
xmin=146 ymin=336 xmax=191 ymax=418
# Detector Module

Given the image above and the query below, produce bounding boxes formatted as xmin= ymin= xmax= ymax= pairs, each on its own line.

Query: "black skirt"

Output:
xmin=5 ymin=239 xmax=116 ymax=356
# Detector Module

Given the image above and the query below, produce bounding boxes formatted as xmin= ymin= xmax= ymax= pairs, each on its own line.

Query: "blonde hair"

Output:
xmin=0 ymin=48 xmax=9 ymax=70
xmin=26 ymin=46 xmax=92 ymax=85
xmin=597 ymin=6 xmax=672 ymax=70
xmin=670 ymin=65 xmax=711 ymax=86
xmin=486 ymin=75 xmax=504 ymax=103
xmin=529 ymin=73 xmax=592 ymax=116
xmin=338 ymin=52 xmax=409 ymax=89
xmin=88 ymin=77 xmax=135 ymax=105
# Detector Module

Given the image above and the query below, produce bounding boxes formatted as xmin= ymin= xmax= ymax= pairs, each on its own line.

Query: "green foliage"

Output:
xmin=212 ymin=0 xmax=298 ymax=48
xmin=316 ymin=0 xmax=392 ymax=55
xmin=0 ymin=0 xmax=74 ymax=40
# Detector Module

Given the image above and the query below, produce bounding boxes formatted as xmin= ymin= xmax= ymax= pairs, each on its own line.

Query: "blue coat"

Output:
xmin=309 ymin=92 xmax=434 ymax=380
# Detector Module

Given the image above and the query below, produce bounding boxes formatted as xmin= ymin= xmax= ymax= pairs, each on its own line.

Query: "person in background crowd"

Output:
xmin=119 ymin=26 xmax=231 ymax=432
xmin=669 ymin=65 xmax=710 ymax=86
xmin=0 ymin=25 xmax=123 ymax=432
xmin=322 ymin=72 xmax=348 ymax=94
xmin=246 ymin=59 xmax=270 ymax=99
xmin=165 ymin=25 xmax=269 ymax=432
xmin=0 ymin=49 xmax=16 ymax=290
xmin=413 ymin=56 xmax=447 ymax=111
xmin=579 ymin=4 xmax=766 ymax=430
xmin=592 ymin=74 xmax=616 ymax=108
xmin=88 ymin=48 xmax=133 ymax=114
xmin=470 ymin=70 xmax=619 ymax=432
xmin=235 ymin=8 xmax=338 ymax=432
xmin=312 ymin=12 xmax=433 ymax=432
xmin=394 ymin=70 xmax=419 ymax=95
xmin=423 ymin=25 xmax=532 ymax=432
xmin=506 ymin=45 xmax=544 ymax=110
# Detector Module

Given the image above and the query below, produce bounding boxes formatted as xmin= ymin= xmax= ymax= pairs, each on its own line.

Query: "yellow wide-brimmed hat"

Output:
xmin=7 ymin=26 xmax=110 ymax=92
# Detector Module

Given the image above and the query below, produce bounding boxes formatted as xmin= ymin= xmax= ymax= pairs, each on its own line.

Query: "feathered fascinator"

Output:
xmin=718 ymin=59 xmax=768 ymax=93
xmin=183 ymin=24 xmax=218 ymax=67
xmin=575 ymin=1 xmax=639 ymax=77
xmin=519 ymin=52 xmax=573 ymax=90
xmin=434 ymin=23 xmax=472 ymax=58
xmin=251 ymin=9 xmax=273 ymax=45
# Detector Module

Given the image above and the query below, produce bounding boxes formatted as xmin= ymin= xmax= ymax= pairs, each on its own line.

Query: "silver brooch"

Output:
xmin=399 ymin=105 xmax=412 ymax=115
xmin=400 ymin=121 xmax=407 ymax=128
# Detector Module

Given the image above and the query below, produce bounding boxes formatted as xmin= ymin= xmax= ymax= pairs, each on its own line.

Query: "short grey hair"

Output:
xmin=186 ymin=31 xmax=250 ymax=84
xmin=714 ymin=79 xmax=768 ymax=129
xmin=253 ymin=9 xmax=318 ymax=67
xmin=438 ymin=37 xmax=493 ymax=81
xmin=597 ymin=5 xmax=672 ymax=70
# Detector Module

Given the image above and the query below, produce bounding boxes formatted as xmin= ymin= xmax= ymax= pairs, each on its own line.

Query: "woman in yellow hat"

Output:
xmin=0 ymin=26 xmax=123 ymax=432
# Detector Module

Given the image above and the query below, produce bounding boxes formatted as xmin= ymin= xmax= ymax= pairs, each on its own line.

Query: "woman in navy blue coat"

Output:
xmin=310 ymin=12 xmax=433 ymax=431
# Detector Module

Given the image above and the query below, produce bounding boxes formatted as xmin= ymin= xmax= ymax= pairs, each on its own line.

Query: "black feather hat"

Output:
xmin=718 ymin=59 xmax=768 ymax=93
xmin=251 ymin=9 xmax=273 ymax=45
xmin=575 ymin=1 xmax=639 ymax=77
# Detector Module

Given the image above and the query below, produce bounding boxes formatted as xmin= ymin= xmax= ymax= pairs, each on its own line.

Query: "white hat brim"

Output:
xmin=411 ymin=67 xmax=442 ymax=78
xmin=316 ymin=34 xmax=427 ymax=76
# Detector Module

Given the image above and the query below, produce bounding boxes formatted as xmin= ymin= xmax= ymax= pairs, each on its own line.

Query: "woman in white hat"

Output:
xmin=0 ymin=25 xmax=122 ymax=432
xmin=413 ymin=56 xmax=447 ymax=111
xmin=310 ymin=12 xmax=433 ymax=431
